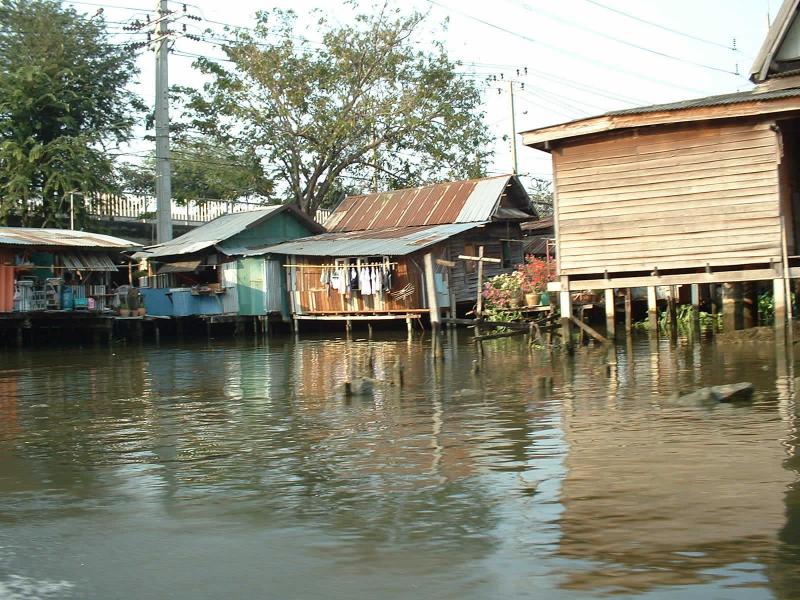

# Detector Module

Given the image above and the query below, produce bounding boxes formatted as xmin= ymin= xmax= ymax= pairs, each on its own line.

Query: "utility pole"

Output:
xmin=507 ymin=80 xmax=518 ymax=175
xmin=154 ymin=0 xmax=173 ymax=243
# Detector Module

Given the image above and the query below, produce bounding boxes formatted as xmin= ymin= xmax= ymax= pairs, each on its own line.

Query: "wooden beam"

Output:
xmin=474 ymin=329 xmax=527 ymax=342
xmin=546 ymin=268 xmax=780 ymax=291
xmin=436 ymin=258 xmax=456 ymax=268
xmin=458 ymin=254 xmax=501 ymax=263
xmin=521 ymin=95 xmax=800 ymax=148
xmin=647 ymin=286 xmax=658 ymax=331
xmin=570 ymin=315 xmax=610 ymax=344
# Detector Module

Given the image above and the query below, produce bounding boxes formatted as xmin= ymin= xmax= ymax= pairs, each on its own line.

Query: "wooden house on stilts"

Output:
xmin=261 ymin=175 xmax=536 ymax=330
xmin=520 ymin=0 xmax=800 ymax=334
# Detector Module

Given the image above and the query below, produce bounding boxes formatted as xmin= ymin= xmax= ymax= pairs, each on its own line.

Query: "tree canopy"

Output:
xmin=183 ymin=5 xmax=493 ymax=215
xmin=0 ymin=0 xmax=143 ymax=226
xmin=119 ymin=136 xmax=274 ymax=204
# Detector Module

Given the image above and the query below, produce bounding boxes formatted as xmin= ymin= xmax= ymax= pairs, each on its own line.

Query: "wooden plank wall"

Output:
xmin=288 ymin=255 xmax=425 ymax=314
xmin=553 ymin=120 xmax=783 ymax=276
xmin=447 ymin=225 xmax=525 ymax=304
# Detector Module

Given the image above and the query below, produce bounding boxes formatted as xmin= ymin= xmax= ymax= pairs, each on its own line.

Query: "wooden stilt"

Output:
xmin=668 ymin=285 xmax=678 ymax=342
xmin=604 ymin=288 xmax=615 ymax=337
xmin=722 ymin=283 xmax=744 ymax=331
xmin=690 ymin=284 xmax=701 ymax=336
xmin=367 ymin=322 xmax=373 ymax=338
xmin=647 ymin=286 xmax=658 ymax=332
xmin=624 ymin=288 xmax=632 ymax=334
xmin=406 ymin=315 xmax=412 ymax=338
xmin=775 ymin=278 xmax=787 ymax=330
xmin=559 ymin=287 xmax=572 ymax=345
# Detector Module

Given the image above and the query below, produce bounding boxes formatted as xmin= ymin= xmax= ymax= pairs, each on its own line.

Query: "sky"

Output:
xmin=67 ymin=0 xmax=774 ymax=188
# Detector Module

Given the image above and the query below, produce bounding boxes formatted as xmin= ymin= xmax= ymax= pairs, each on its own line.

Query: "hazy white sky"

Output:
xmin=69 ymin=0 xmax=774 ymax=185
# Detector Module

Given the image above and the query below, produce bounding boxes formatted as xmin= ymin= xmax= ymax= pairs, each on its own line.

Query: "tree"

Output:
xmin=0 ymin=0 xmax=143 ymax=227
xmin=183 ymin=4 xmax=493 ymax=215
xmin=119 ymin=136 xmax=275 ymax=204
xmin=527 ymin=177 xmax=554 ymax=217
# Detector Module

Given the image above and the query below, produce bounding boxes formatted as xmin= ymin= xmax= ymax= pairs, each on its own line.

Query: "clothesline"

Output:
xmin=283 ymin=262 xmax=398 ymax=268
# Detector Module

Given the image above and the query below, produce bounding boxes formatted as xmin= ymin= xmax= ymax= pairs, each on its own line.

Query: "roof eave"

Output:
xmin=750 ymin=0 xmax=800 ymax=82
xmin=521 ymin=94 xmax=800 ymax=148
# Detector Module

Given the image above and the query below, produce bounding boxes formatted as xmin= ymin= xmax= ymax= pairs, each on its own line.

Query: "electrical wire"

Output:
xmin=425 ymin=0 xmax=714 ymax=96
xmin=505 ymin=0 xmax=743 ymax=77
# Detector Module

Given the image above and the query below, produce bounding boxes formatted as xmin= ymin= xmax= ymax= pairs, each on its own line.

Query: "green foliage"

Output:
xmin=758 ymin=291 xmax=774 ymax=325
xmin=0 ymin=0 xmax=143 ymax=226
xmin=658 ymin=304 xmax=721 ymax=334
xmin=180 ymin=6 xmax=492 ymax=215
xmin=527 ymin=177 xmax=553 ymax=217
xmin=119 ymin=136 xmax=274 ymax=203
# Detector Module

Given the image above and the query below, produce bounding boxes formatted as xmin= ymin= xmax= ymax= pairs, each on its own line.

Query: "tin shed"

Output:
xmin=136 ymin=205 xmax=323 ymax=318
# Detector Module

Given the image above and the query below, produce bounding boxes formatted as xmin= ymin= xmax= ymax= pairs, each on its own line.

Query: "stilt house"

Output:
xmin=0 ymin=228 xmax=138 ymax=313
xmin=520 ymin=0 xmax=800 ymax=328
xmin=261 ymin=175 xmax=536 ymax=326
xmin=135 ymin=206 xmax=323 ymax=318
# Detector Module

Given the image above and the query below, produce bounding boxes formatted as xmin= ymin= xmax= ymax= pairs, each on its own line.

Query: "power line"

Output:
xmin=580 ymin=0 xmax=749 ymax=55
xmin=425 ymin=0 xmax=713 ymax=96
xmin=506 ymin=0 xmax=743 ymax=77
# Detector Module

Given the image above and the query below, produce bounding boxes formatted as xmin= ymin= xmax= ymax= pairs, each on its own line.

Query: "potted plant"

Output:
xmin=483 ymin=272 xmax=523 ymax=309
xmin=518 ymin=256 xmax=555 ymax=306
xmin=119 ymin=297 xmax=130 ymax=317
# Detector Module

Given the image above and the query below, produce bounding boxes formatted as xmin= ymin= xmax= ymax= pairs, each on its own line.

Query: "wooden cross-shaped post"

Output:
xmin=457 ymin=245 xmax=501 ymax=318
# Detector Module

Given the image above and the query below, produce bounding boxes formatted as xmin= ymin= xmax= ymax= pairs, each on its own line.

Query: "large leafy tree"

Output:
xmin=184 ymin=5 xmax=493 ymax=215
xmin=0 ymin=0 xmax=143 ymax=226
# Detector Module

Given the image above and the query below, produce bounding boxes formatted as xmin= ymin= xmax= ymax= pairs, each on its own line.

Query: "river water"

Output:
xmin=1 ymin=330 xmax=799 ymax=599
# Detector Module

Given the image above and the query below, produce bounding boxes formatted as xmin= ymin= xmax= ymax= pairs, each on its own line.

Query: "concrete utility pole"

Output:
xmin=507 ymin=80 xmax=518 ymax=175
xmin=155 ymin=0 xmax=173 ymax=243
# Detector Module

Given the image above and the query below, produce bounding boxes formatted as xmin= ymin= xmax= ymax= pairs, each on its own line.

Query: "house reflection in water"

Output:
xmin=554 ymin=340 xmax=799 ymax=595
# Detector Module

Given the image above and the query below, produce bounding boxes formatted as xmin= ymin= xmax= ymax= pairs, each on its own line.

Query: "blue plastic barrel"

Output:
xmin=61 ymin=286 xmax=74 ymax=310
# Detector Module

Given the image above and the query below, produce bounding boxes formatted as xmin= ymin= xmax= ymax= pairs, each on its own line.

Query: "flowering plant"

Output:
xmin=482 ymin=272 xmax=522 ymax=308
xmin=517 ymin=255 xmax=555 ymax=294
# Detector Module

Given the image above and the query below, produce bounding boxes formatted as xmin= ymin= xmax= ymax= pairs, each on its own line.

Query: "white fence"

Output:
xmin=88 ymin=195 xmax=331 ymax=225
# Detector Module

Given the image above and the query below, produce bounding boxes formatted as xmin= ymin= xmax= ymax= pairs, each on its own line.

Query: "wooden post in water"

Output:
xmin=690 ymin=284 xmax=701 ymax=336
xmin=722 ymin=282 xmax=744 ymax=331
xmin=424 ymin=253 xmax=441 ymax=330
xmin=406 ymin=315 xmax=413 ymax=339
xmin=604 ymin=288 xmax=615 ymax=338
xmin=475 ymin=246 xmax=485 ymax=319
xmin=646 ymin=286 xmax=658 ymax=332
xmin=774 ymin=277 xmax=787 ymax=330
xmin=424 ymin=252 xmax=443 ymax=360
xmin=624 ymin=288 xmax=632 ymax=334
xmin=668 ymin=285 xmax=678 ymax=342
xmin=559 ymin=283 xmax=572 ymax=345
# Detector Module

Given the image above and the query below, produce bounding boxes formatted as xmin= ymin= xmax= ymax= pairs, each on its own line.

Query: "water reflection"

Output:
xmin=0 ymin=333 xmax=799 ymax=598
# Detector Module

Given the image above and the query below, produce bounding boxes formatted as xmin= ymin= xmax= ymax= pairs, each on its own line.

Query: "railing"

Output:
xmin=87 ymin=195 xmax=259 ymax=225
xmin=88 ymin=195 xmax=331 ymax=225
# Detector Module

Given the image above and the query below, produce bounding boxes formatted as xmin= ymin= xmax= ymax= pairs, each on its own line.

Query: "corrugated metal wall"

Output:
xmin=236 ymin=257 xmax=266 ymax=316
xmin=553 ymin=120 xmax=782 ymax=276
xmin=0 ymin=250 xmax=13 ymax=313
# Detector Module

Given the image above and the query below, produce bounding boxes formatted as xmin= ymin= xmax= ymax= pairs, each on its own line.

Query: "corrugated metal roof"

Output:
xmin=521 ymin=216 xmax=554 ymax=233
xmin=255 ymin=223 xmax=482 ymax=257
xmin=141 ymin=206 xmax=284 ymax=259
xmin=324 ymin=175 xmax=533 ymax=232
xmin=61 ymin=252 xmax=119 ymax=271
xmin=606 ymin=86 xmax=800 ymax=117
xmin=0 ymin=227 xmax=139 ymax=249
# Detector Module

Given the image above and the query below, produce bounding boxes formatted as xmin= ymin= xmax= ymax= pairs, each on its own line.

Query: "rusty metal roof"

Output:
xmin=0 ymin=227 xmax=139 ymax=249
xmin=324 ymin=175 xmax=534 ymax=232
xmin=521 ymin=216 xmax=554 ymax=233
xmin=255 ymin=223 xmax=482 ymax=257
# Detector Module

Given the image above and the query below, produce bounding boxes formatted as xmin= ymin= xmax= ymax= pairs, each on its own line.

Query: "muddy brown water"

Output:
xmin=1 ymin=331 xmax=799 ymax=599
